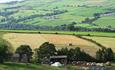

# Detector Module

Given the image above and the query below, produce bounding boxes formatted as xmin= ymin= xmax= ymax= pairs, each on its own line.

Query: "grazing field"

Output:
xmin=93 ymin=16 xmax=115 ymax=28
xmin=0 ymin=0 xmax=115 ymax=30
xmin=0 ymin=30 xmax=115 ymax=37
xmin=0 ymin=63 xmax=64 ymax=70
xmin=83 ymin=36 xmax=115 ymax=51
xmin=0 ymin=62 xmax=115 ymax=70
xmin=3 ymin=33 xmax=100 ymax=56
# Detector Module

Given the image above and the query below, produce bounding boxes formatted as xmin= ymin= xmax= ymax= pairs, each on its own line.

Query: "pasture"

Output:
xmin=0 ymin=30 xmax=115 ymax=37
xmin=0 ymin=0 xmax=115 ymax=30
xmin=0 ymin=62 xmax=115 ymax=70
xmin=0 ymin=63 xmax=64 ymax=70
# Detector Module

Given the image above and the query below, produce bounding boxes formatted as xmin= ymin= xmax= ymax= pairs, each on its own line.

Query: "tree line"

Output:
xmin=0 ymin=42 xmax=114 ymax=64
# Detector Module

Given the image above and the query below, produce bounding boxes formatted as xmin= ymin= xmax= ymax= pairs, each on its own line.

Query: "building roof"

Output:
xmin=50 ymin=55 xmax=67 ymax=59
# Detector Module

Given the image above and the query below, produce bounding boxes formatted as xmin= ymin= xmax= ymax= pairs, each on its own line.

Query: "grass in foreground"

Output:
xmin=0 ymin=63 xmax=82 ymax=70
xmin=0 ymin=63 xmax=61 ymax=70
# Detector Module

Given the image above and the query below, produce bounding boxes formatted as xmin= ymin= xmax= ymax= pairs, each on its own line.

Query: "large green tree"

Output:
xmin=66 ymin=24 xmax=75 ymax=31
xmin=96 ymin=48 xmax=114 ymax=62
xmin=57 ymin=47 xmax=69 ymax=55
xmin=15 ymin=45 xmax=33 ymax=62
xmin=35 ymin=42 xmax=56 ymax=63
xmin=105 ymin=48 xmax=114 ymax=61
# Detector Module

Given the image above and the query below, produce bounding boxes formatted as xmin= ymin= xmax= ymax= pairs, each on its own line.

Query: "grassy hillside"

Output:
xmin=0 ymin=0 xmax=115 ymax=30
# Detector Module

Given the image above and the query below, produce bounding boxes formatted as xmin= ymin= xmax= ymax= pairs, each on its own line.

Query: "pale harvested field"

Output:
xmin=87 ymin=0 xmax=105 ymax=3
xmin=3 ymin=33 xmax=100 ymax=56
xmin=84 ymin=36 xmax=115 ymax=51
xmin=86 ymin=0 xmax=106 ymax=5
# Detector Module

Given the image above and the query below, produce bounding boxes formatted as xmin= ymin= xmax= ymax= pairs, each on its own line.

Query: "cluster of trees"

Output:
xmin=45 ymin=10 xmax=68 ymax=16
xmin=0 ymin=23 xmax=53 ymax=30
xmin=57 ymin=47 xmax=95 ymax=62
xmin=35 ymin=42 xmax=114 ymax=63
xmin=0 ymin=9 xmax=115 ymax=32
xmin=0 ymin=10 xmax=67 ymax=24
xmin=0 ymin=23 xmax=115 ymax=32
xmin=96 ymin=48 xmax=114 ymax=62
xmin=0 ymin=43 xmax=11 ymax=63
xmin=34 ymin=42 xmax=95 ymax=63
xmin=0 ymin=42 xmax=114 ymax=64
xmin=0 ymin=10 xmax=18 ymax=17
xmin=81 ymin=13 xmax=100 ymax=24
xmin=56 ymin=23 xmax=115 ymax=32
xmin=15 ymin=45 xmax=33 ymax=62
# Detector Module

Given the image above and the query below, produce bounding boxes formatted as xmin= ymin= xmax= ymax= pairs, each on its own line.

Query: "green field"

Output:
xmin=0 ymin=63 xmax=64 ymax=70
xmin=0 ymin=62 xmax=115 ymax=70
xmin=0 ymin=30 xmax=115 ymax=37
xmin=0 ymin=0 xmax=115 ymax=29
xmin=93 ymin=16 xmax=115 ymax=28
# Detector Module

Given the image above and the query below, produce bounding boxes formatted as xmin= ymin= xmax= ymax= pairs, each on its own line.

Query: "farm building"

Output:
xmin=50 ymin=55 xmax=67 ymax=65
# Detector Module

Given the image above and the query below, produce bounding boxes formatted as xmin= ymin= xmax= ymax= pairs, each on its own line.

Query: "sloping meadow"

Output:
xmin=3 ymin=33 xmax=100 ymax=56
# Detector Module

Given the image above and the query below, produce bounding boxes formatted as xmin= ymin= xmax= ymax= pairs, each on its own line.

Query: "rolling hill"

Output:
xmin=0 ymin=0 xmax=115 ymax=31
xmin=3 ymin=33 xmax=101 ymax=56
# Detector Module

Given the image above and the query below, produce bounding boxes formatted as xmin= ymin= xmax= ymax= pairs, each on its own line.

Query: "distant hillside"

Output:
xmin=0 ymin=0 xmax=115 ymax=31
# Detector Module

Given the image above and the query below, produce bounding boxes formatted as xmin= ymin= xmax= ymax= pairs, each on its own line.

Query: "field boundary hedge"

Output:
xmin=77 ymin=36 xmax=106 ymax=49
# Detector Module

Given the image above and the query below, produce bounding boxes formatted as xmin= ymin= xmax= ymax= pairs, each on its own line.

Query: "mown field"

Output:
xmin=0 ymin=30 xmax=115 ymax=56
xmin=83 ymin=36 xmax=115 ymax=51
xmin=3 ymin=33 xmax=99 ymax=56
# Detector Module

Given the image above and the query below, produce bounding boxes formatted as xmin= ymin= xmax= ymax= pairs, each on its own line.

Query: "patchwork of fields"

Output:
xmin=0 ymin=0 xmax=115 ymax=69
xmin=0 ymin=0 xmax=115 ymax=30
